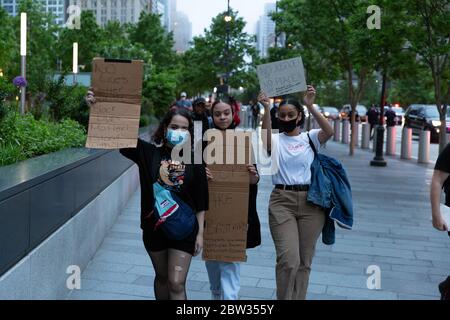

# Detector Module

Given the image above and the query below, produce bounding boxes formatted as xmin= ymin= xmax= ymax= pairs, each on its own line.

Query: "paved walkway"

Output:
xmin=67 ymin=139 xmax=450 ymax=300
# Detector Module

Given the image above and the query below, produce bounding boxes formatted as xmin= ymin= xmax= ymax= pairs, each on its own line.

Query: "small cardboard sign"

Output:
xmin=202 ymin=130 xmax=253 ymax=262
xmin=256 ymin=57 xmax=307 ymax=97
xmin=86 ymin=58 xmax=143 ymax=149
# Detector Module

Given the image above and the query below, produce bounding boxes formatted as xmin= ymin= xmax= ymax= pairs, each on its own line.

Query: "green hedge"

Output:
xmin=0 ymin=111 xmax=86 ymax=167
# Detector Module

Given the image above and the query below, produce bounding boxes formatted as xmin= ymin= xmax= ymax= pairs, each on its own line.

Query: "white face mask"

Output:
xmin=166 ymin=129 xmax=189 ymax=146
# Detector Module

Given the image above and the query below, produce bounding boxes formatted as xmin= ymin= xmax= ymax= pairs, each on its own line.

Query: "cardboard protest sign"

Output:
xmin=256 ymin=57 xmax=307 ymax=97
xmin=202 ymin=130 xmax=253 ymax=262
xmin=86 ymin=58 xmax=143 ymax=149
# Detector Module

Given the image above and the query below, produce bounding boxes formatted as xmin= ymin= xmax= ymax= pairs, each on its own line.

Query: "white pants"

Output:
xmin=205 ymin=261 xmax=241 ymax=300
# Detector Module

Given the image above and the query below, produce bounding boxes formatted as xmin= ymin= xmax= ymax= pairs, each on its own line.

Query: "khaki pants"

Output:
xmin=269 ymin=188 xmax=326 ymax=300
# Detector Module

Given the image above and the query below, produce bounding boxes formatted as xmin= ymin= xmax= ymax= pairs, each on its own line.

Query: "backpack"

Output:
xmin=150 ymin=148 xmax=196 ymax=240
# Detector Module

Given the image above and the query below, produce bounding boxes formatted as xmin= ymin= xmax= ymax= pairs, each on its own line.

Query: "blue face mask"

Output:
xmin=166 ymin=129 xmax=189 ymax=146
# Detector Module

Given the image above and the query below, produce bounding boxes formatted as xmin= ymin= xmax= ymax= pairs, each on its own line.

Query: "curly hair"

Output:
xmin=152 ymin=108 xmax=194 ymax=145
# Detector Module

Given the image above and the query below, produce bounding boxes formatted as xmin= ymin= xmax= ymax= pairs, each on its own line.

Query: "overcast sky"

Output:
xmin=177 ymin=0 xmax=274 ymax=37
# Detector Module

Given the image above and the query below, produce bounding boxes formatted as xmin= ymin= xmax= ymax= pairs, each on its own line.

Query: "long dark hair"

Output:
xmin=152 ymin=108 xmax=194 ymax=145
xmin=278 ymin=99 xmax=306 ymax=127
xmin=211 ymin=99 xmax=236 ymax=130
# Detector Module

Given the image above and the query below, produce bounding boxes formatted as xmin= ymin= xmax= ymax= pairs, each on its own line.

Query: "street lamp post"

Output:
xmin=20 ymin=12 xmax=27 ymax=115
xmin=73 ymin=42 xmax=78 ymax=85
xmin=370 ymin=70 xmax=387 ymax=166
xmin=274 ymin=1 xmax=278 ymax=48
xmin=224 ymin=0 xmax=231 ymax=98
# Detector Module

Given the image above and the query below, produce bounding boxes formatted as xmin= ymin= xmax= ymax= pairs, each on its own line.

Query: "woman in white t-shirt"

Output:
xmin=258 ymin=86 xmax=334 ymax=300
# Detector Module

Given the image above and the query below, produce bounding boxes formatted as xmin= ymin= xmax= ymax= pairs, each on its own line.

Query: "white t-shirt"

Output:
xmin=271 ymin=129 xmax=322 ymax=185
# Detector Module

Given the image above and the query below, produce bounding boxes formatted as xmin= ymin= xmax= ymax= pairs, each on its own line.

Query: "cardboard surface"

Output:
xmin=257 ymin=57 xmax=307 ymax=97
xmin=86 ymin=58 xmax=143 ymax=149
xmin=203 ymin=130 xmax=252 ymax=262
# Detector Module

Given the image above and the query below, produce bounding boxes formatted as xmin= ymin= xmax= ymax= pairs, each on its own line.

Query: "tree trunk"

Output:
xmin=439 ymin=83 xmax=450 ymax=152
xmin=347 ymin=67 xmax=355 ymax=156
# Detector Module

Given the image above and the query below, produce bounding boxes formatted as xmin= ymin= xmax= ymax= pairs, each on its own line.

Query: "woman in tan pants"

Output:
xmin=258 ymin=87 xmax=334 ymax=300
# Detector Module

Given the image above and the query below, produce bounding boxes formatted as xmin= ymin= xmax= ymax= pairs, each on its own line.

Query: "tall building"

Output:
xmin=148 ymin=0 xmax=170 ymax=30
xmin=172 ymin=10 xmax=191 ymax=53
xmin=169 ymin=1 xmax=191 ymax=53
xmin=68 ymin=0 xmax=150 ymax=26
xmin=256 ymin=3 xmax=284 ymax=58
xmin=0 ymin=0 xmax=66 ymax=25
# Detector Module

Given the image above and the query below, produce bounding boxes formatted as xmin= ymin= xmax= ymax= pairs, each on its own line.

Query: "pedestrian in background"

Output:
xmin=251 ymin=101 xmax=260 ymax=129
xmin=385 ymin=105 xmax=397 ymax=127
xmin=259 ymin=85 xmax=334 ymax=300
xmin=176 ymin=92 xmax=193 ymax=111
xmin=204 ymin=99 xmax=261 ymax=300
xmin=367 ymin=104 xmax=379 ymax=139
xmin=192 ymin=97 xmax=213 ymax=137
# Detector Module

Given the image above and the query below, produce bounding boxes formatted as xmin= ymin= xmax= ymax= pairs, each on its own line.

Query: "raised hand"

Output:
xmin=303 ymin=85 xmax=316 ymax=107
xmin=257 ymin=91 xmax=271 ymax=109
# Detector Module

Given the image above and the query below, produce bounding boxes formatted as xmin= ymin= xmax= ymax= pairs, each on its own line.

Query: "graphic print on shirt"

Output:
xmin=287 ymin=142 xmax=306 ymax=153
xmin=158 ymin=159 xmax=186 ymax=191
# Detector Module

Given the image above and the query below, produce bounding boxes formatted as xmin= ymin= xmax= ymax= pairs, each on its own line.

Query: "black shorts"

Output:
xmin=142 ymin=218 xmax=199 ymax=256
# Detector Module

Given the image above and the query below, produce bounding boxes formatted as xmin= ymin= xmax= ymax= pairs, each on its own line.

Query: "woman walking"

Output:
xmin=86 ymin=91 xmax=208 ymax=300
xmin=204 ymin=99 xmax=261 ymax=300
xmin=258 ymin=86 xmax=334 ymax=300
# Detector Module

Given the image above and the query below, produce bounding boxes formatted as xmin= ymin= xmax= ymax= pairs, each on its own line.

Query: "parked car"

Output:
xmin=404 ymin=104 xmax=441 ymax=143
xmin=340 ymin=104 xmax=367 ymax=122
xmin=321 ymin=106 xmax=340 ymax=120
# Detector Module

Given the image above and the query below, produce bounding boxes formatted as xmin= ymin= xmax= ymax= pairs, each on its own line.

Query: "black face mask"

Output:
xmin=278 ymin=118 xmax=299 ymax=133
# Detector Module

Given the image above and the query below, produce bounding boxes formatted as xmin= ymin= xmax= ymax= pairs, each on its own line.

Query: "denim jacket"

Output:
xmin=306 ymin=134 xmax=354 ymax=245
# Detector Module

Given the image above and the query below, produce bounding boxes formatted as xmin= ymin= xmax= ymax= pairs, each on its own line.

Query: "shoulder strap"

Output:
xmin=307 ymin=132 xmax=318 ymax=157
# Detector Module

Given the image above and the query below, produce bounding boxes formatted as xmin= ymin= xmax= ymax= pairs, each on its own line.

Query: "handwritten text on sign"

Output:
xmin=256 ymin=57 xmax=307 ymax=97
xmin=86 ymin=59 xmax=143 ymax=149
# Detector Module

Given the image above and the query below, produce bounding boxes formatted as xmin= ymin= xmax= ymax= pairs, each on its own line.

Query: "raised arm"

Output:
xmin=258 ymin=92 xmax=272 ymax=153
xmin=303 ymin=85 xmax=334 ymax=144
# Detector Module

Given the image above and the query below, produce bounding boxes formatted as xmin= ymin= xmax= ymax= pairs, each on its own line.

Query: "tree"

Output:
xmin=0 ymin=7 xmax=16 ymax=79
xmin=129 ymin=12 xmax=177 ymax=71
xmin=273 ymin=0 xmax=374 ymax=155
xmin=57 ymin=11 xmax=102 ymax=72
xmin=181 ymin=10 xmax=259 ymax=95
xmin=404 ymin=0 xmax=450 ymax=152
xmin=12 ymin=0 xmax=59 ymax=95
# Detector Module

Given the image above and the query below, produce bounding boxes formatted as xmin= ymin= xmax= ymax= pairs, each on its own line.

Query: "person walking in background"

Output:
xmin=251 ymin=101 xmax=260 ymax=129
xmin=259 ymin=86 xmax=334 ymax=300
xmin=247 ymin=100 xmax=255 ymax=128
xmin=367 ymin=104 xmax=379 ymax=139
xmin=176 ymin=92 xmax=193 ymax=112
xmin=192 ymin=97 xmax=213 ymax=137
xmin=430 ymin=142 xmax=450 ymax=300
xmin=385 ymin=105 xmax=397 ymax=127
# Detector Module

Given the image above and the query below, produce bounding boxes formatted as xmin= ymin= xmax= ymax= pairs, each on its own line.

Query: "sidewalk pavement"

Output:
xmin=67 ymin=139 xmax=450 ymax=300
